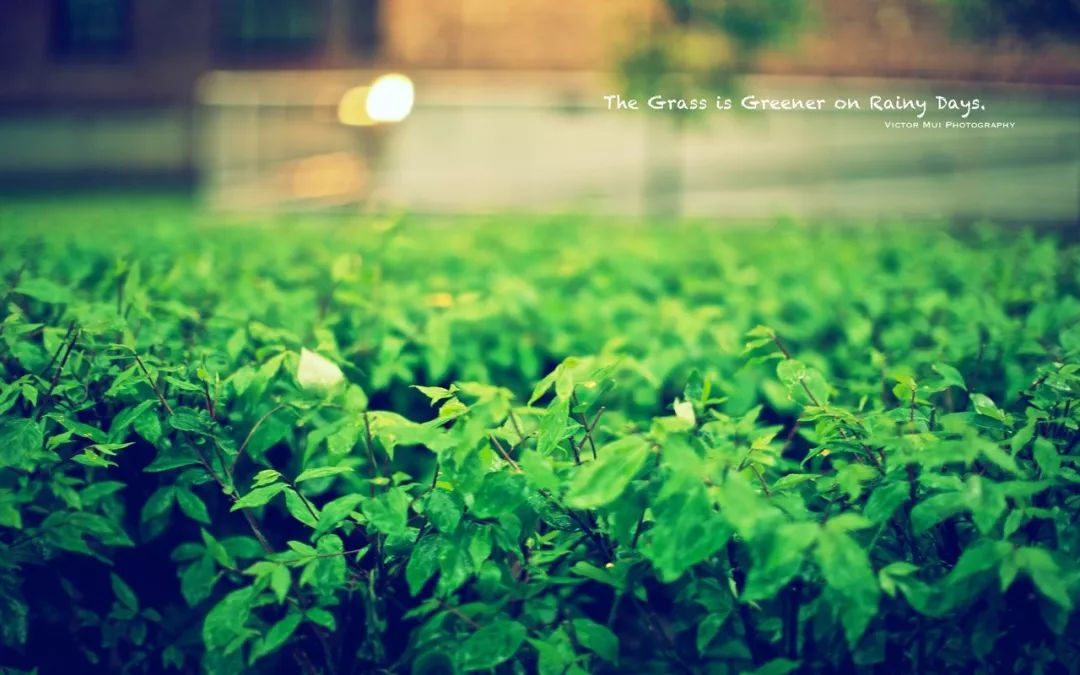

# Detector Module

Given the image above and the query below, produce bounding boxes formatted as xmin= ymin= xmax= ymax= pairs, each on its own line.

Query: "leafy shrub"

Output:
xmin=0 ymin=207 xmax=1078 ymax=673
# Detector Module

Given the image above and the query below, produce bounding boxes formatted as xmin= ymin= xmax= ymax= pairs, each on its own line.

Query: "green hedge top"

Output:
xmin=0 ymin=211 xmax=1078 ymax=673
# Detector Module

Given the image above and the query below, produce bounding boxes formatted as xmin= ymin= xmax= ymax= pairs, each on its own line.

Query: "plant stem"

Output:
xmin=131 ymin=350 xmax=173 ymax=416
xmin=362 ymin=411 xmax=379 ymax=496
xmin=489 ymin=434 xmax=521 ymax=472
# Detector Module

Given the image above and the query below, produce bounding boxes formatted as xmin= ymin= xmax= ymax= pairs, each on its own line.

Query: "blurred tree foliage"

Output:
xmin=935 ymin=0 xmax=1080 ymax=42
xmin=619 ymin=0 xmax=810 ymax=100
xmin=620 ymin=0 xmax=1079 ymax=101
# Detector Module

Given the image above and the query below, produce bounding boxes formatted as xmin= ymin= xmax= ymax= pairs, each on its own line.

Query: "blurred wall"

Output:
xmin=197 ymin=70 xmax=1079 ymax=223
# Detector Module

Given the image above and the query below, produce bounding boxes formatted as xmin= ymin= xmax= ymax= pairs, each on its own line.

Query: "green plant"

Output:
xmin=0 ymin=204 xmax=1078 ymax=673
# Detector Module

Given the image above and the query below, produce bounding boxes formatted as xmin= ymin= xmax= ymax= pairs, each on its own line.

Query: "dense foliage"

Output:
xmin=1 ymin=204 xmax=1078 ymax=674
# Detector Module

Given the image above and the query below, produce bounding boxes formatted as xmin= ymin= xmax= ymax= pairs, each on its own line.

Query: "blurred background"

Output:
xmin=0 ymin=0 xmax=1077 ymax=223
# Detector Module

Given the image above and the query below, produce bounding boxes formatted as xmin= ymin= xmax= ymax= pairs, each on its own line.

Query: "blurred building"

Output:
xmin=0 ymin=1 xmax=1077 ymax=222
xmin=2 ymin=0 xmax=1077 ymax=107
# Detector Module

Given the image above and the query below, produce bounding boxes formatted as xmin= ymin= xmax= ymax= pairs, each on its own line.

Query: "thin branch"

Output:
xmin=41 ymin=320 xmax=77 ymax=380
xmin=362 ymin=411 xmax=378 ymax=496
xmin=749 ymin=464 xmax=771 ymax=496
xmin=202 ymin=379 xmax=217 ymax=420
xmin=489 ymin=435 xmax=521 ymax=472
xmin=40 ymin=323 xmax=80 ymax=412
xmin=233 ymin=402 xmax=291 ymax=472
xmin=538 ymin=488 xmax=610 ymax=561
xmin=286 ymin=483 xmax=322 ymax=523
xmin=131 ymin=350 xmax=173 ymax=416
xmin=508 ymin=408 xmax=527 ymax=444
xmin=571 ymin=392 xmax=599 ymax=460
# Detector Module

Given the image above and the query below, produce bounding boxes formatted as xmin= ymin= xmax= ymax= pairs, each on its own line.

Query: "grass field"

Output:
xmin=1 ymin=200 xmax=1077 ymax=673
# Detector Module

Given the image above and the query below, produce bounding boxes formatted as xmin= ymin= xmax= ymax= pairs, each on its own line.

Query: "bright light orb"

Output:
xmin=365 ymin=73 xmax=414 ymax=123
xmin=337 ymin=86 xmax=373 ymax=126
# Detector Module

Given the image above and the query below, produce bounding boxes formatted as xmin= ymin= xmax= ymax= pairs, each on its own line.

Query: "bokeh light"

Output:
xmin=337 ymin=85 xmax=374 ymax=126
xmin=365 ymin=73 xmax=415 ymax=123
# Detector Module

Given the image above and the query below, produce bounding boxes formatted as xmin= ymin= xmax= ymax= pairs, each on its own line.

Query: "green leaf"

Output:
xmin=16 ymin=278 xmax=71 ymax=303
xmin=310 ymin=534 xmax=346 ymax=592
xmin=946 ymin=540 xmax=1009 ymax=585
xmin=249 ymin=612 xmax=301 ymax=664
xmin=980 ymin=443 xmax=1020 ymax=476
xmin=71 ymin=448 xmax=117 ymax=468
xmin=743 ymin=522 xmax=818 ymax=602
xmin=457 ymin=619 xmax=527 ymax=671
xmin=202 ymin=586 xmax=255 ymax=651
xmin=285 ymin=489 xmax=319 ymax=528
xmin=1015 ymin=547 xmax=1072 ymax=610
xmin=246 ymin=416 xmax=291 ymax=459
xmin=910 ymin=492 xmax=966 ymax=535
xmin=714 ymin=471 xmax=782 ymax=540
xmin=49 ymin=415 xmax=108 ymax=443
xmin=305 ymin=608 xmax=336 ymax=631
xmin=642 ymin=484 xmax=730 ymax=583
xmin=815 ymin=528 xmax=879 ymax=647
xmin=295 ymin=466 xmax=353 ymax=483
xmin=777 ymin=359 xmax=830 ymax=406
xmin=770 ymin=473 xmax=818 ymax=493
xmin=1032 ymin=438 xmax=1060 ymax=478
xmin=963 ymin=476 xmax=1007 ymax=534
xmin=169 ymin=407 xmax=216 ymax=436
xmin=413 ymin=384 xmax=458 ymax=405
xmin=471 ymin=471 xmax=527 ymax=520
xmin=133 ymin=407 xmax=163 ymax=443
xmin=361 ymin=488 xmax=410 ymax=536
xmin=406 ymin=535 xmax=442 ymax=596
xmin=565 ymin=436 xmax=650 ymax=509
xmin=863 ymin=481 xmax=909 ymax=524
xmin=231 ymin=483 xmax=286 ymax=511
xmin=569 ymin=561 xmax=623 ymax=590
xmin=80 ymin=481 xmax=125 ymax=505
xmin=326 ymin=423 xmax=357 ymax=458
xmin=931 ymin=363 xmax=967 ymax=391
xmin=108 ymin=400 xmax=157 ymax=442
xmin=0 ymin=418 xmax=42 ymax=469
xmin=202 ymin=529 xmax=236 ymax=568
xmin=518 ymin=448 xmax=560 ymax=493
xmin=569 ymin=618 xmax=618 ymax=663
xmin=424 ymin=490 xmax=463 ymax=534
xmin=970 ymin=394 xmax=1007 ymax=423
xmin=176 ymin=489 xmax=211 ymax=524
xmin=878 ymin=562 xmax=919 ymax=598
xmin=313 ymin=494 xmax=365 ymax=538
xmin=252 ymin=469 xmax=282 ymax=487
xmin=271 ymin=565 xmax=291 ymax=604
xmin=749 ymin=659 xmax=801 ymax=675
xmin=536 ymin=396 xmax=569 ymax=456
xmin=528 ymin=366 xmax=561 ymax=406
xmin=436 ymin=540 xmax=473 ymax=596
xmin=180 ymin=555 xmax=217 ymax=606
xmin=110 ymin=573 xmax=139 ymax=612
xmin=141 ymin=487 xmax=176 ymax=523
xmin=696 ymin=613 xmax=727 ymax=655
